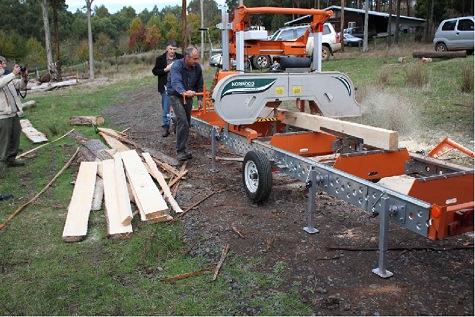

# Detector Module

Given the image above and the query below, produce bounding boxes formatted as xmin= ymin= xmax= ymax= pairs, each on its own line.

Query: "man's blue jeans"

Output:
xmin=161 ymin=91 xmax=171 ymax=127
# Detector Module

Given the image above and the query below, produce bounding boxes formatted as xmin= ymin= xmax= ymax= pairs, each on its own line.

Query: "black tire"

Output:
xmin=242 ymin=151 xmax=272 ymax=203
xmin=252 ymin=55 xmax=271 ymax=69
xmin=435 ymin=42 xmax=447 ymax=52
xmin=322 ymin=46 xmax=331 ymax=61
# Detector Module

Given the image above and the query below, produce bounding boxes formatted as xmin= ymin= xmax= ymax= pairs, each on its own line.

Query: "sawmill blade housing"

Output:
xmin=212 ymin=72 xmax=361 ymax=125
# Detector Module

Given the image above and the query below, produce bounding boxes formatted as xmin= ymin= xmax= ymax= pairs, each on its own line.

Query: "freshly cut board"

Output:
xmin=62 ymin=161 xmax=98 ymax=242
xmin=120 ymin=150 xmax=169 ymax=219
xmin=20 ymin=119 xmax=48 ymax=143
xmin=280 ymin=110 xmax=398 ymax=151
xmin=102 ymin=159 xmax=132 ymax=238
xmin=142 ymin=152 xmax=183 ymax=213
xmin=114 ymin=153 xmax=133 ymax=225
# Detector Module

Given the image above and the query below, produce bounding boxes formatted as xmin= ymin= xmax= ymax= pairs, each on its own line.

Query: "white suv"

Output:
xmin=251 ymin=23 xmax=341 ymax=68
xmin=433 ymin=16 xmax=474 ymax=54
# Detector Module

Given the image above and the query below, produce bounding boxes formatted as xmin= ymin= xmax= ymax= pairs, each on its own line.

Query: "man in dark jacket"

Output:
xmin=152 ymin=40 xmax=183 ymax=137
xmin=167 ymin=47 xmax=203 ymax=162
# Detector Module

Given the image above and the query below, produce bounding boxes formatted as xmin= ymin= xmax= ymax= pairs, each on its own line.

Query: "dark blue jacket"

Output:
xmin=166 ymin=58 xmax=203 ymax=100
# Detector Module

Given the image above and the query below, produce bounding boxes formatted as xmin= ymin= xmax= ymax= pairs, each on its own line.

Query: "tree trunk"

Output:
xmin=340 ymin=0 xmax=345 ymax=53
xmin=395 ymin=0 xmax=401 ymax=44
xmin=429 ymin=0 xmax=435 ymax=41
xmin=51 ymin=0 xmax=62 ymax=81
xmin=363 ymin=0 xmax=369 ymax=52
xmin=86 ymin=0 xmax=95 ymax=79
xmin=40 ymin=0 xmax=54 ymax=81
xmin=386 ymin=0 xmax=393 ymax=47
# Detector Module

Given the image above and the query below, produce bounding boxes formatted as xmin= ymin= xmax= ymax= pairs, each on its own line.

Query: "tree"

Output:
xmin=25 ymin=38 xmax=47 ymax=70
xmin=395 ymin=0 xmax=401 ymax=44
xmin=50 ymin=0 xmax=66 ymax=80
xmin=128 ymin=17 xmax=146 ymax=52
xmin=162 ymin=12 xmax=180 ymax=46
xmin=38 ymin=0 xmax=55 ymax=80
xmin=186 ymin=12 xmax=201 ymax=46
xmin=86 ymin=0 xmax=94 ymax=79
xmin=145 ymin=16 xmax=162 ymax=51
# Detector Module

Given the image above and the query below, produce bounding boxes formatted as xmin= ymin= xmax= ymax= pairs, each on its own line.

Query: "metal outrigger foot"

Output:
xmin=303 ymin=167 xmax=319 ymax=234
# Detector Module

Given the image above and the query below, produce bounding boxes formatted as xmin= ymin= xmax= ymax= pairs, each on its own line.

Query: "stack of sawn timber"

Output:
xmin=62 ymin=149 xmax=180 ymax=242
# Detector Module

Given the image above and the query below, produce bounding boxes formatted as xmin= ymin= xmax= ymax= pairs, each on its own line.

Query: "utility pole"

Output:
xmin=182 ymin=0 xmax=187 ymax=52
xmin=200 ymin=0 xmax=204 ymax=61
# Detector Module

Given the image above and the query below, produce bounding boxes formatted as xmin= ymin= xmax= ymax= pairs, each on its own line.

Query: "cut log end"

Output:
xmin=62 ymin=235 xmax=86 ymax=243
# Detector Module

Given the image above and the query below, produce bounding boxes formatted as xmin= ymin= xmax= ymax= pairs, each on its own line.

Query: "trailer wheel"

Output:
xmin=242 ymin=151 xmax=272 ymax=203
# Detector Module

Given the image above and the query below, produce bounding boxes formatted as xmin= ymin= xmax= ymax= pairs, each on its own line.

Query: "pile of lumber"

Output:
xmin=63 ymin=127 xmax=185 ymax=242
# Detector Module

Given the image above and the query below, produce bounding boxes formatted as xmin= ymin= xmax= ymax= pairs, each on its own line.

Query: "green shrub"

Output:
xmin=404 ymin=62 xmax=429 ymax=87
xmin=460 ymin=63 xmax=474 ymax=93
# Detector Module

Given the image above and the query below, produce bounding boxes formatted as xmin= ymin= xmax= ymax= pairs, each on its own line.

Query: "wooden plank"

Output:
xmin=99 ymin=132 xmax=131 ymax=152
xmin=62 ymin=161 xmax=98 ymax=242
xmin=280 ymin=110 xmax=399 ymax=151
xmin=114 ymin=152 xmax=134 ymax=225
xmin=142 ymin=152 xmax=183 ymax=213
xmin=102 ymin=159 xmax=133 ymax=238
xmin=20 ymin=119 xmax=48 ymax=143
xmin=120 ymin=150 xmax=169 ymax=220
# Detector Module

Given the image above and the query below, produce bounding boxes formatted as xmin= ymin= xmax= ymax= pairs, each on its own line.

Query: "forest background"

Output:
xmin=0 ymin=0 xmax=473 ymax=75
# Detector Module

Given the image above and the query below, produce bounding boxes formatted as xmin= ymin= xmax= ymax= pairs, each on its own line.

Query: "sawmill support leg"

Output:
xmin=303 ymin=168 xmax=319 ymax=234
xmin=372 ymin=194 xmax=394 ymax=278
xmin=210 ymin=126 xmax=218 ymax=173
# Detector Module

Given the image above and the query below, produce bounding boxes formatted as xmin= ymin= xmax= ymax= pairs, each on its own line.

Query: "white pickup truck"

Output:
xmin=251 ymin=23 xmax=342 ymax=68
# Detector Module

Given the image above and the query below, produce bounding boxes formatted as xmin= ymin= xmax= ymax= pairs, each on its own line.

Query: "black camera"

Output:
xmin=19 ymin=65 xmax=26 ymax=72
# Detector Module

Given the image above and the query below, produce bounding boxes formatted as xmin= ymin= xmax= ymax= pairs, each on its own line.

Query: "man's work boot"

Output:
xmin=0 ymin=194 xmax=13 ymax=201
xmin=162 ymin=126 xmax=170 ymax=137
xmin=7 ymin=160 xmax=25 ymax=167
xmin=177 ymin=151 xmax=192 ymax=162
xmin=177 ymin=152 xmax=188 ymax=162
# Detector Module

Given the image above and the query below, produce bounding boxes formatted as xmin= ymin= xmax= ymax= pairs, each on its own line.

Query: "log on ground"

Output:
xmin=69 ymin=115 xmax=105 ymax=126
xmin=412 ymin=51 xmax=467 ymax=59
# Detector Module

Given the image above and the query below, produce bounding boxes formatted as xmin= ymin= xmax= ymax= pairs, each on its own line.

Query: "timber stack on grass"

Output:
xmin=62 ymin=127 xmax=183 ymax=242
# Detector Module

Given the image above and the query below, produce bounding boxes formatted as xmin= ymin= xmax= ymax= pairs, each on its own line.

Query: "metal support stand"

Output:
xmin=210 ymin=126 xmax=218 ymax=173
xmin=372 ymin=194 xmax=394 ymax=278
xmin=303 ymin=168 xmax=319 ymax=234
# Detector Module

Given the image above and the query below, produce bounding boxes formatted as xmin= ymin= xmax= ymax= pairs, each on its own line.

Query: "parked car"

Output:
xmin=209 ymin=53 xmax=251 ymax=70
xmin=433 ymin=16 xmax=474 ymax=54
xmin=343 ymin=34 xmax=363 ymax=47
xmin=344 ymin=27 xmax=377 ymax=41
xmin=251 ymin=22 xmax=342 ymax=68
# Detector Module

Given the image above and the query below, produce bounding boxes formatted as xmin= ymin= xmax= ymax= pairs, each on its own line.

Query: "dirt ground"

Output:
xmin=103 ymin=84 xmax=474 ymax=316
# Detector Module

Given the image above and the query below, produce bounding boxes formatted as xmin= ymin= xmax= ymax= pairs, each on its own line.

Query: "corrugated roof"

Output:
xmin=284 ymin=5 xmax=425 ymax=26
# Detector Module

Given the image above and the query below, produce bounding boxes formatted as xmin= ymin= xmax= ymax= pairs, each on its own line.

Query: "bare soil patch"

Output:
xmin=103 ymin=84 xmax=473 ymax=316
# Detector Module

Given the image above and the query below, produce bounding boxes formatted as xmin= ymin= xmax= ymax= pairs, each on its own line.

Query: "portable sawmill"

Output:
xmin=183 ymin=4 xmax=474 ymax=278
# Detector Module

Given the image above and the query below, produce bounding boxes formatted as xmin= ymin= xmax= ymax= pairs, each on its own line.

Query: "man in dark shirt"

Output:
xmin=166 ymin=47 xmax=203 ymax=162
xmin=152 ymin=40 xmax=183 ymax=137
